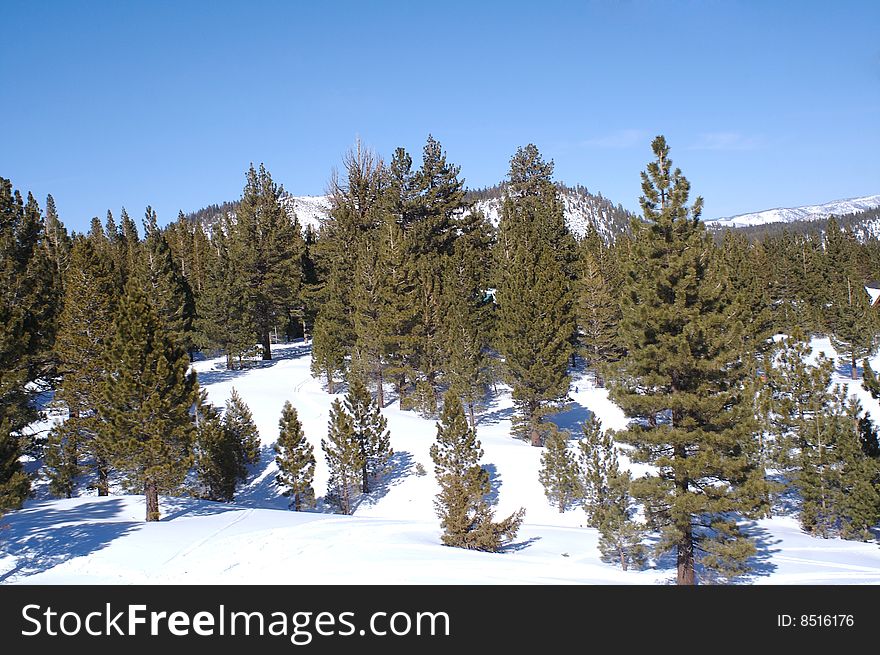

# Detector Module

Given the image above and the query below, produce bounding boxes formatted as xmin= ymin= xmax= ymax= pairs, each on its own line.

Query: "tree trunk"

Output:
xmin=226 ymin=353 xmax=234 ymax=370
xmin=620 ymin=549 xmax=627 ymax=571
xmin=677 ymin=524 xmax=695 ymax=585
xmin=376 ymin=369 xmax=384 ymax=408
xmin=262 ymin=328 xmax=272 ymax=360
xmin=327 ymin=372 xmax=334 ymax=395
xmin=145 ymin=480 xmax=160 ymax=522
xmin=851 ymin=353 xmax=859 ymax=380
xmin=468 ymin=402 xmax=475 ymax=432
xmin=293 ymin=492 xmax=301 ymax=512
xmin=529 ymin=403 xmax=542 ymax=447
xmin=530 ymin=425 xmax=542 ymax=447
xmin=97 ymin=460 xmax=109 ymax=497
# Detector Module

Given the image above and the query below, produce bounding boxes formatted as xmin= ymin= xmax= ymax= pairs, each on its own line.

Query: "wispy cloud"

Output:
xmin=581 ymin=129 xmax=649 ymax=149
xmin=688 ymin=132 xmax=762 ymax=151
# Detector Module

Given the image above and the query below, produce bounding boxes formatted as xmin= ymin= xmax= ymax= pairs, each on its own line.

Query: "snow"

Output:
xmin=3 ymin=339 xmax=880 ymax=585
xmin=280 ymin=190 xmax=625 ymax=240
xmin=707 ymin=194 xmax=880 ymax=228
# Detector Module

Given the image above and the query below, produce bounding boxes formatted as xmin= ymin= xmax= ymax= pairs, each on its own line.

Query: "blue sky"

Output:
xmin=2 ymin=0 xmax=878 ymax=232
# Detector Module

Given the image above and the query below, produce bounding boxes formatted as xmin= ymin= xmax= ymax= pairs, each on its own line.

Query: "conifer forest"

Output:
xmin=2 ymin=134 xmax=880 ymax=586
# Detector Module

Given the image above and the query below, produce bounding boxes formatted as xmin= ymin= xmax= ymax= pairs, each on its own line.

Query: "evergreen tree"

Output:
xmin=829 ymin=274 xmax=877 ymax=380
xmin=224 ymin=388 xmax=261 ymax=467
xmin=274 ymin=401 xmax=316 ymax=510
xmin=578 ymin=418 xmax=646 ymax=570
xmin=309 ymin=273 xmax=350 ymax=392
xmin=576 ymin=232 xmax=621 ymax=385
xmin=538 ymin=427 xmax=580 ymax=512
xmin=322 ymin=399 xmax=364 ymax=515
xmin=138 ymin=207 xmax=197 ymax=357
xmin=430 ymin=392 xmax=524 ymax=551
xmin=197 ymin=223 xmax=255 ymax=368
xmin=98 ymin=280 xmax=197 ymax=521
xmin=609 ymin=136 xmax=766 ymax=584
xmin=495 ymin=145 xmax=576 ymax=446
xmin=42 ymin=194 xmax=70 ymax=291
xmin=193 ymin=393 xmax=245 ymax=502
xmin=228 ymin=164 xmax=305 ymax=360
xmin=862 ymin=359 xmax=880 ymax=401
xmin=406 ymin=137 xmax=470 ymax=402
xmin=310 ymin=141 xmax=382 ymax=388
xmin=0 ymin=179 xmax=63 ymax=515
xmin=343 ymin=377 xmax=392 ymax=493
xmin=833 ymin=394 xmax=880 ymax=541
xmin=47 ymin=238 xmax=118 ymax=496
xmin=374 ymin=209 xmax=419 ymax=407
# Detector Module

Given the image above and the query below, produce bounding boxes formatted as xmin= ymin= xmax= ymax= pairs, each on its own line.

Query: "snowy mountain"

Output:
xmin=189 ymin=184 xmax=635 ymax=242
xmin=707 ymin=194 xmax=880 ymax=229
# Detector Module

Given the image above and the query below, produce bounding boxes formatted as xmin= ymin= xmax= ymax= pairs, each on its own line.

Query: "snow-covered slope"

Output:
xmin=468 ymin=187 xmax=632 ymax=241
xmin=4 ymin=339 xmax=880 ymax=585
xmin=707 ymin=195 xmax=880 ymax=229
xmin=193 ymin=186 xmax=634 ymax=242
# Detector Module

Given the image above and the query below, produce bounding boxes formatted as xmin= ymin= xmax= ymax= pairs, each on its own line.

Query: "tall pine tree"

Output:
xmin=609 ymin=136 xmax=766 ymax=584
xmin=98 ymin=280 xmax=197 ymax=521
xmin=495 ymin=145 xmax=575 ymax=446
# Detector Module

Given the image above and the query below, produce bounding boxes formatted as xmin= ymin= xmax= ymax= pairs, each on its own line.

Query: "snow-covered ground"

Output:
xmin=2 ymin=339 xmax=880 ymax=585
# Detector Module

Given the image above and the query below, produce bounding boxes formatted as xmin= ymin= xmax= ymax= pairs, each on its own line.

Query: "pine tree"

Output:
xmin=42 ymin=194 xmax=70 ymax=291
xmin=441 ymin=209 xmax=495 ymax=428
xmin=495 ymin=145 xmax=576 ymax=446
xmin=374 ymin=209 xmax=419 ymax=407
xmin=322 ymin=399 xmax=364 ymax=515
xmin=274 ymin=401 xmax=316 ymax=510
xmin=193 ymin=393 xmax=245 ymax=502
xmin=98 ymin=280 xmax=197 ymax=521
xmin=406 ymin=137 xmax=470 ymax=402
xmin=577 ymin=415 xmax=607 ymax=527
xmin=430 ymin=392 xmax=524 ymax=551
xmin=577 ymin=418 xmax=646 ymax=570
xmin=1 ymin=179 xmax=63 ymax=515
xmin=47 ymin=238 xmax=119 ymax=496
xmin=609 ymin=136 xmax=767 ymax=584
xmin=538 ymin=427 xmax=580 ymax=512
xmin=138 ymin=207 xmax=197 ymax=358
xmin=197 ymin=223 xmax=255 ymax=368
xmin=309 ymin=141 xmax=382 ymax=388
xmin=862 ymin=359 xmax=880 ymax=401
xmin=834 ymin=395 xmax=880 ymax=540
xmin=576 ymin=232 xmax=621 ymax=385
xmin=829 ymin=274 xmax=877 ymax=380
xmin=343 ymin=377 xmax=392 ymax=493
xmin=228 ymin=164 xmax=305 ymax=360
xmin=309 ymin=274 xmax=350 ymax=393
xmin=351 ymin=235 xmax=388 ymax=405
xmin=224 ymin=388 xmax=261 ymax=467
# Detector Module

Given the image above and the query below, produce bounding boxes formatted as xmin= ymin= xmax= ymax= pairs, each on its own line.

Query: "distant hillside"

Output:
xmin=706 ymin=195 xmax=880 ymax=230
xmin=186 ymin=182 xmax=635 ymax=242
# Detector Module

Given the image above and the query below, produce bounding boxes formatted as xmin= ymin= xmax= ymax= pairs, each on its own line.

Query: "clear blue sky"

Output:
xmin=2 ymin=0 xmax=878 ymax=232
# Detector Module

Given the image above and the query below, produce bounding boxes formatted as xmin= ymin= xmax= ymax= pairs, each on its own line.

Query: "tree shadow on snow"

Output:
xmin=350 ymin=451 xmax=417 ymax=510
xmin=503 ymin=536 xmax=542 ymax=552
xmin=230 ymin=444 xmax=289 ymax=510
xmin=160 ymin=499 xmax=243 ymax=521
xmin=478 ymin=406 xmax=514 ymax=426
xmin=643 ymin=519 xmax=780 ymax=585
xmin=0 ymin=498 xmax=138 ymax=582
xmin=482 ymin=463 xmax=502 ymax=507
xmin=548 ymin=401 xmax=593 ymax=434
